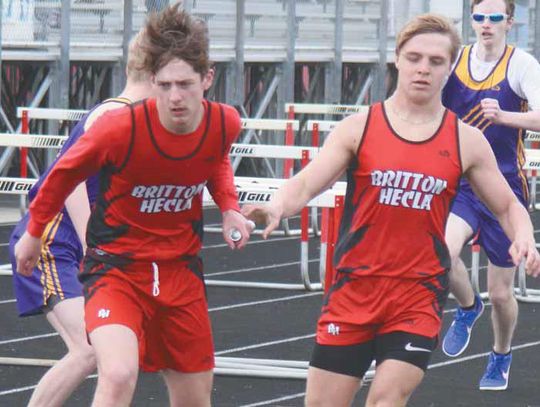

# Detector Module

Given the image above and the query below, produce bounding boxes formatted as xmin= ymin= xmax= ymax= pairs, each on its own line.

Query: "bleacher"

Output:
xmin=2 ymin=1 xmax=536 ymax=64
xmin=1 ymin=0 xmax=387 ymax=63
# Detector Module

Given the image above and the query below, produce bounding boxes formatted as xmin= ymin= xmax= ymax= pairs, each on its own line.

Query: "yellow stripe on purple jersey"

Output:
xmin=443 ymin=45 xmax=528 ymax=181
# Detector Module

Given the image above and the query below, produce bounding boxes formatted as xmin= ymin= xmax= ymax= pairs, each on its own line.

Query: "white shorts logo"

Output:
xmin=404 ymin=342 xmax=431 ymax=353
xmin=98 ymin=309 xmax=111 ymax=319
xmin=327 ymin=323 xmax=340 ymax=336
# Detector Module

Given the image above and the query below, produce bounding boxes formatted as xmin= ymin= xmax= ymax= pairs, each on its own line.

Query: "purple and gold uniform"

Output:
xmin=9 ymin=98 xmax=130 ymax=316
xmin=442 ymin=45 xmax=529 ymax=267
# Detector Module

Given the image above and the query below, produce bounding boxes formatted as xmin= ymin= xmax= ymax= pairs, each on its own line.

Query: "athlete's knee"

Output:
xmin=167 ymin=378 xmax=212 ymax=407
xmin=447 ymin=252 xmax=467 ymax=276
xmin=366 ymin=387 xmax=410 ymax=407
xmin=69 ymin=345 xmax=96 ymax=374
xmin=488 ymin=284 xmax=515 ymax=307
xmin=97 ymin=360 xmax=138 ymax=392
xmin=304 ymin=391 xmax=323 ymax=407
xmin=304 ymin=392 xmax=335 ymax=407
xmin=172 ymin=391 xmax=211 ymax=407
xmin=446 ymin=239 xmax=463 ymax=261
xmin=305 ymin=387 xmax=358 ymax=407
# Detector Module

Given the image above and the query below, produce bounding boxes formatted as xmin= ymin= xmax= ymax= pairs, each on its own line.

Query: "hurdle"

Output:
xmin=236 ymin=117 xmax=317 ymax=238
xmin=525 ymin=131 xmax=540 ymax=210
xmin=285 ymin=102 xmax=368 ymax=117
xmin=0 ymin=175 xmax=337 ymax=292
xmin=0 ymin=129 xmax=332 ymax=289
xmin=204 ymin=182 xmax=346 ymax=291
xmin=0 ymin=355 xmax=377 ymax=382
xmin=286 ymin=103 xmax=367 ymax=237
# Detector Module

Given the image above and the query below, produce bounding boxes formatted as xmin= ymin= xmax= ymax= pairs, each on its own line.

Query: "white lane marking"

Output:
xmin=209 ymin=292 xmax=321 ymax=312
xmin=0 ymin=333 xmax=58 ymax=346
xmin=0 ymin=374 xmax=97 ymax=396
xmin=240 ymin=392 xmax=306 ymax=407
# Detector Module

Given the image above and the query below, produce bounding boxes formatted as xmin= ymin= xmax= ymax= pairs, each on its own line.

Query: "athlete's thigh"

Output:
xmin=374 ymin=331 xmax=437 ymax=372
xmin=446 ymin=212 xmax=476 ymax=258
xmin=90 ymin=324 xmax=139 ymax=372
xmin=45 ymin=296 xmax=89 ymax=351
xmin=161 ymin=369 xmax=213 ymax=407
xmin=366 ymin=359 xmax=424 ymax=406
xmin=306 ymin=366 xmax=362 ymax=407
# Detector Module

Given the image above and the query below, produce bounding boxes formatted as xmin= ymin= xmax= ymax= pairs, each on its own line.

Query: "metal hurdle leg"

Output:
xmin=468 ymin=242 xmax=540 ymax=304
xmin=318 ymin=208 xmax=329 ymax=289
xmin=530 ymin=173 xmax=537 ymax=210
xmin=469 ymin=242 xmax=489 ymax=300
xmin=515 ymin=257 xmax=540 ymax=303
xmin=322 ymin=196 xmax=344 ymax=292
xmin=205 ymin=188 xmax=344 ymax=291
xmin=0 ymin=264 xmax=12 ymax=276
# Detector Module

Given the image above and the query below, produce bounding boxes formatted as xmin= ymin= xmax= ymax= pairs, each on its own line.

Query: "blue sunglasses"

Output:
xmin=471 ymin=13 xmax=507 ymax=23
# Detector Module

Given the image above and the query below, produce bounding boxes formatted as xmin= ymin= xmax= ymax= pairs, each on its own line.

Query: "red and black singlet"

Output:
xmin=28 ymin=98 xmax=241 ymax=261
xmin=334 ymin=102 xmax=462 ymax=279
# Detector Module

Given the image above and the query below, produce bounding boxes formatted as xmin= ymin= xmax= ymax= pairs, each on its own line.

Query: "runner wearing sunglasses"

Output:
xmin=471 ymin=11 xmax=508 ymax=23
xmin=442 ymin=0 xmax=540 ymax=391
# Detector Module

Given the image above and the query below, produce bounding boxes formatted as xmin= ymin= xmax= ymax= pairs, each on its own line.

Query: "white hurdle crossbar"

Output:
xmin=0 ymin=354 xmax=377 ymax=382
xmin=0 ymin=133 xmax=67 ymax=148
xmin=525 ymin=131 xmax=540 ymax=210
xmin=17 ymin=107 xmax=88 ymax=121
xmin=285 ymin=103 xmax=368 ymax=115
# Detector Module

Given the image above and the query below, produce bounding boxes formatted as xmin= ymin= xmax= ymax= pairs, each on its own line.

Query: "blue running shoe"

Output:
xmin=479 ymin=351 xmax=512 ymax=390
xmin=442 ymin=294 xmax=484 ymax=357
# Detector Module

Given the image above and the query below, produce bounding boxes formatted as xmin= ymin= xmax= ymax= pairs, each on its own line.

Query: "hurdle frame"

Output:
xmin=286 ymin=103 xmax=367 ymax=236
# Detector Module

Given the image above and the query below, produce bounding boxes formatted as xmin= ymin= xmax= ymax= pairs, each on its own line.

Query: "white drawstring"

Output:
xmin=152 ymin=262 xmax=160 ymax=297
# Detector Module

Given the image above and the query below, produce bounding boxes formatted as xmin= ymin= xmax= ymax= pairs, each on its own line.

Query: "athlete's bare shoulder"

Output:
xmin=331 ymin=110 xmax=370 ymax=153
xmin=84 ymin=101 xmax=131 ymax=131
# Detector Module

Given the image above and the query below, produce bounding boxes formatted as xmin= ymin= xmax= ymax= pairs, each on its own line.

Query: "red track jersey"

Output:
xmin=334 ymin=103 xmax=462 ymax=279
xmin=28 ymin=98 xmax=241 ymax=261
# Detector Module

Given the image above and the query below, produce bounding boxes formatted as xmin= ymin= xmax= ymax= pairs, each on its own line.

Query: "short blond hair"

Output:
xmin=396 ymin=14 xmax=461 ymax=64
xmin=126 ymin=29 xmax=149 ymax=83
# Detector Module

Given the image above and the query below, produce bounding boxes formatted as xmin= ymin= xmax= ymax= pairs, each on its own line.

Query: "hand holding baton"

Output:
xmin=229 ymin=220 xmax=256 ymax=242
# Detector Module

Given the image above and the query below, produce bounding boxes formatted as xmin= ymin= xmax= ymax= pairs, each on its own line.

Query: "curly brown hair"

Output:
xmin=141 ymin=3 xmax=210 ymax=76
